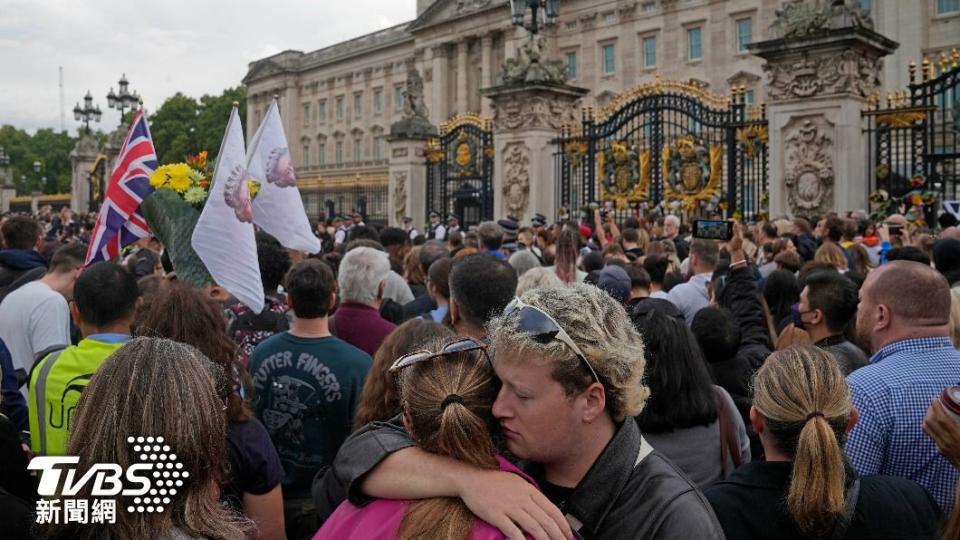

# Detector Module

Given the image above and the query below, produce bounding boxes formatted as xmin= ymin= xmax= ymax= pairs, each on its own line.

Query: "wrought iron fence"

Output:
xmin=553 ymin=77 xmax=769 ymax=223
xmin=425 ymin=113 xmax=494 ymax=228
xmin=301 ymin=179 xmax=388 ymax=227
xmin=863 ymin=50 xmax=959 ymax=223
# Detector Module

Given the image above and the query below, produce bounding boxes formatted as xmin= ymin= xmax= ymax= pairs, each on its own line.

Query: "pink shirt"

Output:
xmin=313 ymin=455 xmax=536 ymax=540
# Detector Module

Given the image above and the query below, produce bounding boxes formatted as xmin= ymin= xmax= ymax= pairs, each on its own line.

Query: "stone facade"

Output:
xmin=244 ymin=0 xmax=960 ymax=221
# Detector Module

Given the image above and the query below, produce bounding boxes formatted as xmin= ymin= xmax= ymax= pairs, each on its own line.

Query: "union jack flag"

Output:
xmin=84 ymin=110 xmax=158 ymax=266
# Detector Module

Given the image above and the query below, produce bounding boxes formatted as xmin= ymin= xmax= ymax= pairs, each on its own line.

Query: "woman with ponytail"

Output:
xmin=314 ymin=336 xmax=534 ymax=540
xmin=706 ymin=345 xmax=941 ymax=539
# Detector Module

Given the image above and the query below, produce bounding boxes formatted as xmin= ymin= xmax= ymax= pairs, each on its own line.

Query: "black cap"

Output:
xmin=402 ymin=216 xmax=412 ymax=223
xmin=447 ymin=212 xmax=458 ymax=222
xmin=429 ymin=211 xmax=440 ymax=218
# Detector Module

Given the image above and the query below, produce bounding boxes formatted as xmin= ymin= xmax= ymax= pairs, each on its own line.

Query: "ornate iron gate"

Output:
xmin=863 ymin=51 xmax=960 ymax=223
xmin=554 ymin=77 xmax=768 ymax=221
xmin=425 ymin=114 xmax=494 ymax=227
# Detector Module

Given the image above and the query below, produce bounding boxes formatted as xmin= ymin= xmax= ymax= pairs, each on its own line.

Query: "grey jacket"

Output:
xmin=313 ymin=417 xmax=725 ymax=539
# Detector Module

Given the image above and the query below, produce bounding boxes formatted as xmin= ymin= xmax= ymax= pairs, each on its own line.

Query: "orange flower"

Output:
xmin=910 ymin=194 xmax=924 ymax=207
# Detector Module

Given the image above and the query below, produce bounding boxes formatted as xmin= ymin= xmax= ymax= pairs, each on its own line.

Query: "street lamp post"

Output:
xmin=106 ymin=73 xmax=140 ymax=124
xmin=73 ymin=91 xmax=103 ymax=135
xmin=510 ymin=0 xmax=560 ymax=35
xmin=32 ymin=160 xmax=44 ymax=194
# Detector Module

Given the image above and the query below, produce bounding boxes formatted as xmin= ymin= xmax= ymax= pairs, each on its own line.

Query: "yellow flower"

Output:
xmin=149 ymin=169 xmax=168 ymax=188
xmin=248 ymin=180 xmax=261 ymax=199
xmin=162 ymin=163 xmax=192 ymax=193
xmin=910 ymin=194 xmax=924 ymax=207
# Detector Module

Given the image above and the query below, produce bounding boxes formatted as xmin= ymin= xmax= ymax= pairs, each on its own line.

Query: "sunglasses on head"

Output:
xmin=388 ymin=337 xmax=490 ymax=373
xmin=503 ymin=297 xmax=601 ymax=385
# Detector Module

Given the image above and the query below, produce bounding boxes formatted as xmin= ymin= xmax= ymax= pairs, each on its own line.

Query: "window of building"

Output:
xmin=566 ymin=51 xmax=578 ymax=79
xmin=687 ymin=27 xmax=702 ymax=61
xmin=374 ymin=89 xmax=382 ymax=114
xmin=602 ymin=43 xmax=616 ymax=75
xmin=318 ymin=99 xmax=326 ymax=122
xmin=858 ymin=0 xmax=872 ymax=13
xmin=641 ymin=1 xmax=656 ymax=12
xmin=335 ymin=96 xmax=344 ymax=121
xmin=302 ymin=143 xmax=310 ymax=167
xmin=354 ymin=92 xmax=362 ymax=118
xmin=744 ymin=90 xmax=755 ymax=104
xmin=302 ymin=103 xmax=311 ymax=126
xmin=736 ymin=18 xmax=752 ymax=52
xmin=318 ymin=143 xmax=326 ymax=165
xmin=565 ymin=20 xmax=577 ymax=29
xmin=643 ymin=36 xmax=657 ymax=68
xmin=374 ymin=137 xmax=382 ymax=160
xmin=353 ymin=138 xmax=362 ymax=162
xmin=336 ymin=141 xmax=343 ymax=164
xmin=394 ymin=84 xmax=404 ymax=111
xmin=938 ymin=0 xmax=959 ymax=14
xmin=602 ymin=11 xmax=617 ymax=23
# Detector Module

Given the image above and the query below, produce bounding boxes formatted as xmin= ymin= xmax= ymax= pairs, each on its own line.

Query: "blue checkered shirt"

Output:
xmin=846 ymin=336 xmax=960 ymax=512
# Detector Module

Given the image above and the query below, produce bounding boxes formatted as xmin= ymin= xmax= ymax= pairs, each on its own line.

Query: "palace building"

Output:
xmin=243 ymin=0 xmax=960 ymax=224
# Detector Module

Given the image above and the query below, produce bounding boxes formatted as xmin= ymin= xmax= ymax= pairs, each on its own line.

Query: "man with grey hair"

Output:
xmin=477 ymin=221 xmax=507 ymax=260
xmin=662 ymin=214 xmax=689 ymax=261
xmin=666 ymin=238 xmax=719 ymax=325
xmin=314 ymin=284 xmax=724 ymax=539
xmin=331 ymin=246 xmax=396 ymax=356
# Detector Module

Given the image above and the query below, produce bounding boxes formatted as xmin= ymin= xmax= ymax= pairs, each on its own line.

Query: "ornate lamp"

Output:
xmin=510 ymin=0 xmax=559 ymax=35
xmin=74 ymin=90 xmax=102 ymax=134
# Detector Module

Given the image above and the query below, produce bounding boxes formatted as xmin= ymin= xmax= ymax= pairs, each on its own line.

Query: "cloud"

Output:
xmin=0 ymin=0 xmax=417 ymax=134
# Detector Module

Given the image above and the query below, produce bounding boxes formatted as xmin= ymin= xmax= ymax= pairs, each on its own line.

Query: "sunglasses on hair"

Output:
xmin=503 ymin=297 xmax=601 ymax=385
xmin=388 ymin=337 xmax=490 ymax=373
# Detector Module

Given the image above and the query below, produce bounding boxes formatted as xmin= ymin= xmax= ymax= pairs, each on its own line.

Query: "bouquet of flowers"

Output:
xmin=869 ymin=174 xmax=938 ymax=227
xmin=143 ymin=150 xmax=262 ymax=288
xmin=148 ymin=151 xmax=261 ymax=211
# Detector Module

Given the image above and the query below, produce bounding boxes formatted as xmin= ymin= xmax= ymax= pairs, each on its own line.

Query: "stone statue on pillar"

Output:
xmin=499 ymin=34 xmax=567 ymax=86
xmin=750 ymin=0 xmax=897 ymax=216
xmin=392 ymin=68 xmax=437 ymax=140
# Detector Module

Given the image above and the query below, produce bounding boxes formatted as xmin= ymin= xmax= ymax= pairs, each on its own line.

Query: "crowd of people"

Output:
xmin=1 ymin=202 xmax=960 ymax=540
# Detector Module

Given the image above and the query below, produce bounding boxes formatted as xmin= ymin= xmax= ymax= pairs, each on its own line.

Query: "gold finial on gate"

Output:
xmin=908 ymin=61 xmax=917 ymax=84
xmin=940 ymin=52 xmax=949 ymax=73
xmin=886 ymin=92 xmax=894 ymax=109
xmin=921 ymin=58 xmax=931 ymax=82
xmin=865 ymin=94 xmax=875 ymax=111
xmin=587 ymin=106 xmax=594 ymax=120
xmin=952 ymin=48 xmax=959 ymax=68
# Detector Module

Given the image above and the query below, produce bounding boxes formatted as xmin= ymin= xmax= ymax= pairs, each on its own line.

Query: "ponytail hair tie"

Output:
xmin=805 ymin=411 xmax=825 ymax=422
xmin=441 ymin=394 xmax=465 ymax=411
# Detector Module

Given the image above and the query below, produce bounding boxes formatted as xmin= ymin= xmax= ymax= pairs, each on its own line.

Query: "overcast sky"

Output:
xmin=0 ymin=0 xmax=417 ymax=134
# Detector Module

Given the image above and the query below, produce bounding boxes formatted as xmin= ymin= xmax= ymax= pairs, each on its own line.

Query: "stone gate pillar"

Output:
xmin=388 ymin=68 xmax=437 ymax=228
xmin=70 ymin=134 xmax=100 ymax=212
xmin=750 ymin=0 xmax=897 ymax=217
xmin=482 ymin=84 xmax=587 ymax=223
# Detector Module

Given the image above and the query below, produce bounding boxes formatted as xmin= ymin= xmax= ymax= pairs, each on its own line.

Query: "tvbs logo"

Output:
xmin=29 ymin=436 xmax=189 ymax=524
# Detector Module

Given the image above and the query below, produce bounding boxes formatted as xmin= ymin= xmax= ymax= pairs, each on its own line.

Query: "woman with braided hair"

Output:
xmin=705 ymin=345 xmax=941 ymax=539
xmin=314 ymin=336 xmax=535 ymax=540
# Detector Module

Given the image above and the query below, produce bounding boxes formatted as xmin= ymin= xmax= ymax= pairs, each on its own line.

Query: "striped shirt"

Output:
xmin=845 ymin=336 xmax=960 ymax=512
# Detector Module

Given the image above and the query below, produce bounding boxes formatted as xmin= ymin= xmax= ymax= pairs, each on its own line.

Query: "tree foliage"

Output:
xmin=149 ymin=86 xmax=247 ymax=165
xmin=0 ymin=126 xmax=79 ymax=194
xmin=0 ymin=86 xmax=247 ymax=196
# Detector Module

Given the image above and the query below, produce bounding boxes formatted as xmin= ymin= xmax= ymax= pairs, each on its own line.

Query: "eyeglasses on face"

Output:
xmin=502 ymin=297 xmax=601 ymax=386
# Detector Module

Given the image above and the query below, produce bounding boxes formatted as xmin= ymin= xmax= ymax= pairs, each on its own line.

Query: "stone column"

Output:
xmin=456 ymin=39 xmax=469 ymax=115
xmin=481 ymin=35 xmax=494 ymax=117
xmin=0 ymin=164 xmax=15 ymax=213
xmin=750 ymin=4 xmax=897 ymax=217
xmin=386 ymin=135 xmax=432 ymax=228
xmin=482 ymin=84 xmax=588 ymax=223
xmin=431 ymin=45 xmax=449 ymax=123
xmin=70 ymin=134 xmax=100 ymax=212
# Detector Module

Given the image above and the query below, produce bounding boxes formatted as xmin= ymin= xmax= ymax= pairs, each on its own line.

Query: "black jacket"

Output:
xmin=314 ymin=417 xmax=725 ymax=539
xmin=705 ymin=462 xmax=941 ymax=540
xmin=714 ymin=266 xmax=772 ymax=421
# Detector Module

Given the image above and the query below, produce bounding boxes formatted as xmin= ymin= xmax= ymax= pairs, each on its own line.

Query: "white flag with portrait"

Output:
xmin=192 ymin=106 xmax=264 ymax=313
xmin=247 ymin=99 xmax=321 ymax=253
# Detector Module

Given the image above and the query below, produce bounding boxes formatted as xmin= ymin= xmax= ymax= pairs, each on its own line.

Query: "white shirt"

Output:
xmin=430 ymin=224 xmax=446 ymax=241
xmin=0 ymin=280 xmax=71 ymax=395
xmin=334 ymin=228 xmax=347 ymax=246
